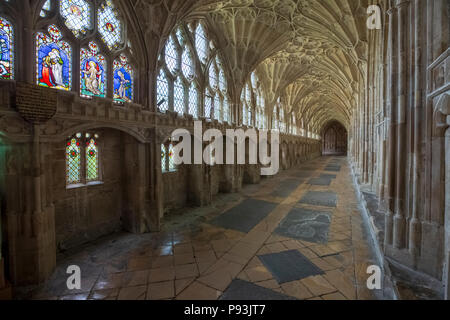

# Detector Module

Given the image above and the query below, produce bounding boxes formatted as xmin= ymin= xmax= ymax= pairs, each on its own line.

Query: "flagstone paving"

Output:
xmin=18 ymin=156 xmax=380 ymax=300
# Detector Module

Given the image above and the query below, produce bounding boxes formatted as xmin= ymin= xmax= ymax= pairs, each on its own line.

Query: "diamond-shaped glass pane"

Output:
xmin=161 ymin=144 xmax=167 ymax=172
xmin=66 ymin=138 xmax=81 ymax=184
xmin=174 ymin=77 xmax=184 ymax=114
xmin=165 ymin=36 xmax=177 ymax=74
xmin=214 ymin=94 xmax=221 ymax=122
xmin=86 ymin=138 xmax=98 ymax=181
xmin=204 ymin=93 xmax=212 ymax=118
xmin=189 ymin=84 xmax=198 ymax=117
xmin=195 ymin=24 xmax=208 ymax=64
xmin=157 ymin=70 xmax=169 ymax=112
xmin=182 ymin=48 xmax=194 ymax=79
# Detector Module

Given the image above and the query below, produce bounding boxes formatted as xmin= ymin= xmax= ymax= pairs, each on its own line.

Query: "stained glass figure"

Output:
xmin=80 ymin=42 xmax=106 ymax=98
xmin=36 ymin=25 xmax=71 ymax=90
xmin=98 ymin=0 xmax=122 ymax=50
xmin=60 ymin=0 xmax=91 ymax=37
xmin=0 ymin=17 xmax=13 ymax=80
xmin=86 ymin=138 xmax=99 ymax=181
xmin=66 ymin=137 xmax=81 ymax=184
xmin=40 ymin=0 xmax=51 ymax=17
xmin=113 ymin=54 xmax=133 ymax=103
xmin=157 ymin=69 xmax=169 ymax=112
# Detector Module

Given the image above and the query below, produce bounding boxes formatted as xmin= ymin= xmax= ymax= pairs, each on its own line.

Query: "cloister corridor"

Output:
xmin=15 ymin=156 xmax=385 ymax=301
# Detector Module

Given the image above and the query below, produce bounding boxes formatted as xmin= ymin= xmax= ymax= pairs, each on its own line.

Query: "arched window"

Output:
xmin=85 ymin=135 xmax=99 ymax=181
xmin=80 ymin=41 xmax=106 ymax=98
xmin=36 ymin=25 xmax=72 ymax=90
xmin=66 ymin=135 xmax=81 ymax=184
xmin=60 ymin=0 xmax=92 ymax=38
xmin=98 ymin=0 xmax=122 ymax=51
xmin=113 ymin=54 xmax=133 ymax=103
xmin=40 ymin=0 xmax=51 ymax=17
xmin=161 ymin=142 xmax=177 ymax=173
xmin=66 ymin=132 xmax=101 ymax=186
xmin=0 ymin=16 xmax=14 ymax=80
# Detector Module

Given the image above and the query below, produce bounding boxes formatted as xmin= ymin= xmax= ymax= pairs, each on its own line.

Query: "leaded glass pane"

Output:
xmin=40 ymin=0 xmax=51 ymax=17
xmin=66 ymin=138 xmax=81 ymax=184
xmin=80 ymin=42 xmax=106 ymax=98
xmin=204 ymin=92 xmax=212 ymax=118
xmin=98 ymin=0 xmax=122 ymax=50
xmin=174 ymin=77 xmax=184 ymax=114
xmin=181 ymin=47 xmax=194 ymax=79
xmin=60 ymin=0 xmax=91 ymax=38
xmin=223 ymin=97 xmax=229 ymax=123
xmin=214 ymin=94 xmax=220 ymax=121
xmin=36 ymin=26 xmax=72 ymax=90
xmin=165 ymin=35 xmax=177 ymax=74
xmin=195 ymin=24 xmax=207 ymax=64
xmin=188 ymin=83 xmax=198 ymax=117
xmin=0 ymin=16 xmax=14 ymax=80
xmin=86 ymin=138 xmax=99 ymax=181
xmin=157 ymin=69 xmax=169 ymax=112
xmin=209 ymin=64 xmax=217 ymax=88
xmin=219 ymin=69 xmax=226 ymax=93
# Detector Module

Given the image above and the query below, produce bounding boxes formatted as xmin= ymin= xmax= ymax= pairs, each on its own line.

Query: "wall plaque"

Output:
xmin=15 ymin=82 xmax=57 ymax=124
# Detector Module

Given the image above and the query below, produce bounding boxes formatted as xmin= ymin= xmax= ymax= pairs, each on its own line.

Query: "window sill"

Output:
xmin=66 ymin=181 xmax=104 ymax=190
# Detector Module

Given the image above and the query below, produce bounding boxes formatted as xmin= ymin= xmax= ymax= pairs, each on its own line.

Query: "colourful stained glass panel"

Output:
xmin=168 ymin=144 xmax=176 ymax=171
xmin=86 ymin=138 xmax=99 ymax=181
xmin=161 ymin=144 xmax=167 ymax=172
xmin=66 ymin=138 xmax=81 ymax=184
xmin=36 ymin=26 xmax=72 ymax=90
xmin=98 ymin=0 xmax=122 ymax=50
xmin=60 ymin=0 xmax=91 ymax=38
xmin=113 ymin=54 xmax=133 ymax=103
xmin=40 ymin=0 xmax=51 ymax=17
xmin=0 ymin=17 xmax=14 ymax=80
xmin=80 ymin=42 xmax=106 ymax=98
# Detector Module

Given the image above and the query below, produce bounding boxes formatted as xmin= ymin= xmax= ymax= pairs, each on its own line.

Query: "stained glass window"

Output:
xmin=113 ymin=54 xmax=133 ymax=103
xmin=40 ymin=0 xmax=51 ymax=17
xmin=66 ymin=137 xmax=81 ymax=184
xmin=157 ymin=69 xmax=169 ymax=112
xmin=86 ymin=137 xmax=99 ymax=181
xmin=36 ymin=25 xmax=72 ymax=90
xmin=174 ymin=77 xmax=184 ymax=114
xmin=98 ymin=0 xmax=122 ymax=50
xmin=195 ymin=24 xmax=207 ymax=64
xmin=168 ymin=144 xmax=176 ymax=171
xmin=161 ymin=144 xmax=167 ymax=173
xmin=165 ymin=36 xmax=177 ymax=74
xmin=0 ymin=17 xmax=13 ymax=80
xmin=60 ymin=0 xmax=91 ymax=38
xmin=80 ymin=42 xmax=106 ymax=98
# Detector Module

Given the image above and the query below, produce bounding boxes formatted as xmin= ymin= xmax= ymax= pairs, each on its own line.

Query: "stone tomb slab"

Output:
xmin=271 ymin=178 xmax=303 ymax=197
xmin=320 ymin=174 xmax=337 ymax=179
xmin=258 ymin=250 xmax=324 ymax=284
xmin=210 ymin=198 xmax=278 ymax=233
xmin=324 ymin=166 xmax=341 ymax=172
xmin=299 ymin=191 xmax=338 ymax=207
xmin=274 ymin=207 xmax=332 ymax=244
xmin=220 ymin=279 xmax=296 ymax=300
xmin=308 ymin=177 xmax=332 ymax=186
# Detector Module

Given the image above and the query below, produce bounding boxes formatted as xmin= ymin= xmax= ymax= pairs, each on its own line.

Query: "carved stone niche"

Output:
xmin=15 ymin=82 xmax=57 ymax=124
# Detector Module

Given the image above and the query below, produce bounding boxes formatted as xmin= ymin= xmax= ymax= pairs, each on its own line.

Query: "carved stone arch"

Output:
xmin=59 ymin=122 xmax=149 ymax=143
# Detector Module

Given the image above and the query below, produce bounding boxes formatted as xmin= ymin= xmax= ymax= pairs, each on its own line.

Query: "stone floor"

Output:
xmin=16 ymin=156 xmax=382 ymax=300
